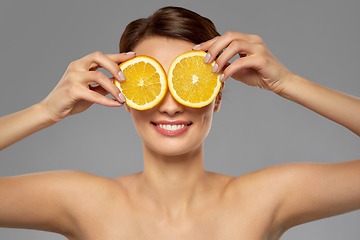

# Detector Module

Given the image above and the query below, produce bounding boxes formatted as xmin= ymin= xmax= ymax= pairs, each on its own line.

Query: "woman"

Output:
xmin=0 ymin=6 xmax=359 ymax=240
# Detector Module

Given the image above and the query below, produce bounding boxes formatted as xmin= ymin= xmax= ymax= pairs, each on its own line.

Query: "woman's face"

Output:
xmin=125 ymin=37 xmax=221 ymax=157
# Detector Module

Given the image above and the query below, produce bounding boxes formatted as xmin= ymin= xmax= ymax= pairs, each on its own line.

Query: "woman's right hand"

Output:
xmin=194 ymin=31 xmax=293 ymax=94
xmin=40 ymin=51 xmax=136 ymax=123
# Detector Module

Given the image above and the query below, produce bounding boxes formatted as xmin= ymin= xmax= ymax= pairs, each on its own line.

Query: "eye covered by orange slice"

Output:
xmin=168 ymin=51 xmax=221 ymax=108
xmin=114 ymin=51 xmax=221 ymax=110
xmin=113 ymin=56 xmax=167 ymax=110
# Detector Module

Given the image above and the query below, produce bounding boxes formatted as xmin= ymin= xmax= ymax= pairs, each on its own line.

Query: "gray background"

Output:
xmin=0 ymin=0 xmax=359 ymax=239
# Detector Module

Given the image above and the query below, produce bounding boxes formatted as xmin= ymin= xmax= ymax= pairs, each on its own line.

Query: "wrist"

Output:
xmin=32 ymin=103 xmax=58 ymax=129
xmin=275 ymin=74 xmax=307 ymax=100
xmin=0 ymin=103 xmax=57 ymax=151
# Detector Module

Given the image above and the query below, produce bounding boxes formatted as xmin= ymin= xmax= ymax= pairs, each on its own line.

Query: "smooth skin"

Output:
xmin=0 ymin=33 xmax=360 ymax=240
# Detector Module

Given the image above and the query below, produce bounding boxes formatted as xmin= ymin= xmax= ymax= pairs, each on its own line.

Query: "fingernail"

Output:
xmin=126 ymin=52 xmax=136 ymax=55
xmin=212 ymin=63 xmax=218 ymax=73
xmin=220 ymin=73 xmax=225 ymax=82
xmin=192 ymin=44 xmax=201 ymax=50
xmin=204 ymin=53 xmax=211 ymax=64
xmin=118 ymin=71 xmax=126 ymax=81
xmin=118 ymin=93 xmax=126 ymax=103
xmin=115 ymin=101 xmax=123 ymax=106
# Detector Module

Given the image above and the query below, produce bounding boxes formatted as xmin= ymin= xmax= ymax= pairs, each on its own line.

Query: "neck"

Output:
xmin=139 ymin=142 xmax=209 ymax=219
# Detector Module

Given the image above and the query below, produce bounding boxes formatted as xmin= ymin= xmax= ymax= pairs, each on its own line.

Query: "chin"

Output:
xmin=144 ymin=140 xmax=203 ymax=158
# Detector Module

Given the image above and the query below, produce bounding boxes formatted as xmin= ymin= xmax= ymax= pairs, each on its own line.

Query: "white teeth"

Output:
xmin=157 ymin=124 xmax=187 ymax=130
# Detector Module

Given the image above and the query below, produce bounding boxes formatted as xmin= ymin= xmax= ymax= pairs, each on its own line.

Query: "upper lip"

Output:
xmin=151 ymin=120 xmax=192 ymax=125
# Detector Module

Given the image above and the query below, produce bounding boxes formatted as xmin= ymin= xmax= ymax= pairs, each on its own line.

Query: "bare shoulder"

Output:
xmin=224 ymin=162 xmax=317 ymax=202
xmin=0 ymin=170 xmax=129 ymax=236
xmin=29 ymin=170 xmax=129 ymax=211
xmin=225 ymin=161 xmax=360 ymax=232
xmin=226 ymin=161 xmax=360 ymax=196
xmin=0 ymin=170 xmax=126 ymax=203
xmin=226 ymin=163 xmax=311 ymax=192
xmin=218 ymin=164 xmax=306 ymax=234
xmin=28 ymin=170 xmax=126 ymax=194
xmin=57 ymin=171 xmax=132 ymax=235
xmin=56 ymin=170 xmax=129 ymax=207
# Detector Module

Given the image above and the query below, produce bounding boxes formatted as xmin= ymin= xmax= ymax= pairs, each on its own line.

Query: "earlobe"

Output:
xmin=124 ymin=103 xmax=131 ymax=113
xmin=214 ymin=82 xmax=224 ymax=113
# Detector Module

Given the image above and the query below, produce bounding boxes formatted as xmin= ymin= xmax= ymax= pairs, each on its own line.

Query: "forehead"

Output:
xmin=133 ymin=37 xmax=194 ymax=73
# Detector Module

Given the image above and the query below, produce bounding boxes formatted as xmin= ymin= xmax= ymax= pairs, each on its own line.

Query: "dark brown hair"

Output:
xmin=119 ymin=6 xmax=220 ymax=53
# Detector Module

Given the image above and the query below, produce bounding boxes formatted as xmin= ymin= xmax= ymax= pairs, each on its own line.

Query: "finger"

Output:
xmin=90 ymin=85 xmax=126 ymax=105
xmin=221 ymin=55 xmax=265 ymax=82
xmin=106 ymin=52 xmax=136 ymax=63
xmin=90 ymin=85 xmax=108 ymax=96
xmin=71 ymin=84 xmax=124 ymax=107
xmin=212 ymin=40 xmax=260 ymax=74
xmin=204 ymin=32 xmax=262 ymax=64
xmin=75 ymin=71 xmax=124 ymax=103
xmin=90 ymin=77 xmax=126 ymax=102
xmin=192 ymin=36 xmax=220 ymax=51
xmin=83 ymin=51 xmax=136 ymax=82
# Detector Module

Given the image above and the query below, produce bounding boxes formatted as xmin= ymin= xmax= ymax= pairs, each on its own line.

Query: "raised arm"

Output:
xmin=0 ymin=52 xmax=134 ymax=151
xmin=0 ymin=104 xmax=54 ymax=151
xmin=195 ymin=31 xmax=360 ymax=137
xmin=195 ymin=31 xmax=360 ymax=232
xmin=278 ymin=74 xmax=360 ymax=137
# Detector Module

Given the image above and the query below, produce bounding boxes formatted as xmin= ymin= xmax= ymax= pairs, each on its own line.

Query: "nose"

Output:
xmin=158 ymin=91 xmax=185 ymax=116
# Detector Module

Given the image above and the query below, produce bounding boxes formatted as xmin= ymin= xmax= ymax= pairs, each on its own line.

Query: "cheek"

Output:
xmin=202 ymin=112 xmax=214 ymax=134
xmin=199 ymin=102 xmax=215 ymax=123
xmin=194 ymin=104 xmax=215 ymax=133
xmin=130 ymin=110 xmax=152 ymax=134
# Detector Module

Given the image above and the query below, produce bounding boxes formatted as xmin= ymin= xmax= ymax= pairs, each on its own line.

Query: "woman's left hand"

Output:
xmin=194 ymin=31 xmax=294 ymax=94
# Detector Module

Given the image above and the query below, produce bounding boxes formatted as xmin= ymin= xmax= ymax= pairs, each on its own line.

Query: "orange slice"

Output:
xmin=167 ymin=51 xmax=221 ymax=108
xmin=114 ymin=56 xmax=167 ymax=110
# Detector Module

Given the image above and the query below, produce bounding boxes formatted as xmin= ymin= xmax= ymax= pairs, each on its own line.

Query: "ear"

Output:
xmin=124 ymin=103 xmax=131 ymax=113
xmin=213 ymin=82 xmax=224 ymax=113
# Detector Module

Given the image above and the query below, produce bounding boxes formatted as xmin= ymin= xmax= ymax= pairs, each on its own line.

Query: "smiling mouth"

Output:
xmin=151 ymin=122 xmax=193 ymax=131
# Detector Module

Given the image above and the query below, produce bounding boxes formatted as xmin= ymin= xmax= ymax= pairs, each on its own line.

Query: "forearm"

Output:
xmin=0 ymin=103 xmax=54 ymax=151
xmin=278 ymin=74 xmax=360 ymax=137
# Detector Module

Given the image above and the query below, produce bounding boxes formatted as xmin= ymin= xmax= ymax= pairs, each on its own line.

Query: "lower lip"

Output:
xmin=153 ymin=124 xmax=191 ymax=136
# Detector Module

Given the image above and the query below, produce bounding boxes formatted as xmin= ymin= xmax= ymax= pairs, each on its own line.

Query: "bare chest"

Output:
xmin=71 ymin=202 xmax=279 ymax=240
